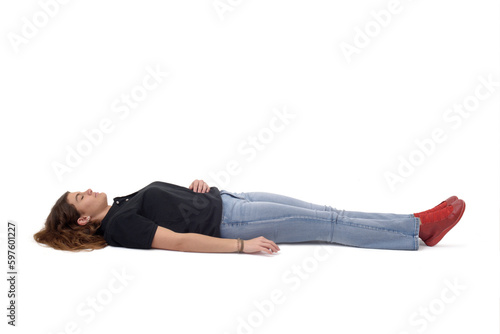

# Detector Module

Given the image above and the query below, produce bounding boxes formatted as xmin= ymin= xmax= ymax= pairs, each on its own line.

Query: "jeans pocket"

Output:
xmin=220 ymin=190 xmax=246 ymax=200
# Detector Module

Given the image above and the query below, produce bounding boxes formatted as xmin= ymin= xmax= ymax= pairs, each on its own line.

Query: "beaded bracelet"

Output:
xmin=237 ymin=238 xmax=244 ymax=253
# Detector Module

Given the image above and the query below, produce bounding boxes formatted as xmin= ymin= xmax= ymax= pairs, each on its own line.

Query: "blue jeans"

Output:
xmin=219 ymin=190 xmax=420 ymax=250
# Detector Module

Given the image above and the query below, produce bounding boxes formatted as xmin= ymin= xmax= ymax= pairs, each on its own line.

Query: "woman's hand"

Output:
xmin=189 ymin=179 xmax=210 ymax=193
xmin=243 ymin=236 xmax=280 ymax=255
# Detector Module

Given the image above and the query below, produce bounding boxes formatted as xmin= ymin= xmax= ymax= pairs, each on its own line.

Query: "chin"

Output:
xmin=98 ymin=192 xmax=108 ymax=202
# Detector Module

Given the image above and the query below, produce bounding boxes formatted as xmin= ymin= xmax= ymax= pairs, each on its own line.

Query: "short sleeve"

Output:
xmin=105 ymin=213 xmax=159 ymax=249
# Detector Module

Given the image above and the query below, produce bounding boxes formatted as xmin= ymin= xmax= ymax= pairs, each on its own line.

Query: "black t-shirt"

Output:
xmin=96 ymin=181 xmax=223 ymax=249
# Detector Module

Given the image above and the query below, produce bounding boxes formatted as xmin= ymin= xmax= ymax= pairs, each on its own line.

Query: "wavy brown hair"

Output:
xmin=33 ymin=192 xmax=108 ymax=251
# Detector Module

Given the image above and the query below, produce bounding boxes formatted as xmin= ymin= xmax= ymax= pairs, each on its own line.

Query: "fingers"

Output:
xmin=259 ymin=245 xmax=278 ymax=255
xmin=260 ymin=247 xmax=273 ymax=255
xmin=259 ymin=236 xmax=280 ymax=254
xmin=265 ymin=240 xmax=280 ymax=253
xmin=243 ymin=237 xmax=280 ymax=255
xmin=190 ymin=179 xmax=210 ymax=193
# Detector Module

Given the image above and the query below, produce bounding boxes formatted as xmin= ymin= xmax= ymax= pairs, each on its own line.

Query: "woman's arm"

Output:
xmin=151 ymin=226 xmax=280 ymax=254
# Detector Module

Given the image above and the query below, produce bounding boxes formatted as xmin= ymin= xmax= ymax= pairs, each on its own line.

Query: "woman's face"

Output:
xmin=67 ymin=189 xmax=108 ymax=218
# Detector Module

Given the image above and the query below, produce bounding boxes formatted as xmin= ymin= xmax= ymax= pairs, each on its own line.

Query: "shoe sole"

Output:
xmin=424 ymin=200 xmax=466 ymax=247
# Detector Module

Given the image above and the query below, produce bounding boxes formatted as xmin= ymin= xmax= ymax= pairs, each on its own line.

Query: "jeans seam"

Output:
xmin=336 ymin=219 xmax=414 ymax=237
xmin=414 ymin=216 xmax=420 ymax=250
xmin=224 ymin=215 xmax=334 ymax=225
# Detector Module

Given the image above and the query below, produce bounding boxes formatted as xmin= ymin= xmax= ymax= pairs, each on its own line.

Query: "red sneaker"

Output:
xmin=414 ymin=196 xmax=458 ymax=217
xmin=418 ymin=199 xmax=466 ymax=247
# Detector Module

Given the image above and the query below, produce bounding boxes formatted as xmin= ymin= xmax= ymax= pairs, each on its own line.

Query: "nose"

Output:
xmin=87 ymin=189 xmax=92 ymax=195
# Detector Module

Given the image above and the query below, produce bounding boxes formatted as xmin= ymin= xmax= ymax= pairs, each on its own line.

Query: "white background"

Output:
xmin=1 ymin=0 xmax=499 ymax=333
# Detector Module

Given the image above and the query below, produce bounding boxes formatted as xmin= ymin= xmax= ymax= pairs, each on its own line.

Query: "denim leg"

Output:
xmin=219 ymin=191 xmax=420 ymax=250
xmin=333 ymin=211 xmax=420 ymax=250
xmin=219 ymin=190 xmax=413 ymax=219
xmin=220 ymin=190 xmax=338 ymax=211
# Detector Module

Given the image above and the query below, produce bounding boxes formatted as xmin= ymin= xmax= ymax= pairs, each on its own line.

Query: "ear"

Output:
xmin=77 ymin=216 xmax=91 ymax=226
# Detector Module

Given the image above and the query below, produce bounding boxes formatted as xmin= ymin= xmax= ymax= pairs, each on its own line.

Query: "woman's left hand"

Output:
xmin=189 ymin=179 xmax=210 ymax=193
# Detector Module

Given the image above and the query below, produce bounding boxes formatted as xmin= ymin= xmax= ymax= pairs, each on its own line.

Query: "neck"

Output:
xmin=92 ymin=205 xmax=112 ymax=223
